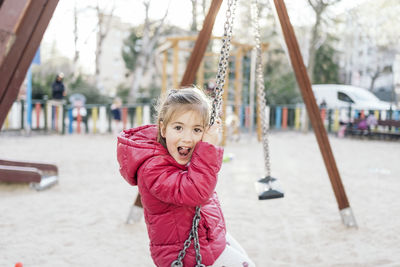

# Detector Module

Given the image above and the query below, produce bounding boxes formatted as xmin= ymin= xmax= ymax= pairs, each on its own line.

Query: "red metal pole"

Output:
xmin=76 ymin=107 xmax=81 ymax=134
xmin=282 ymin=107 xmax=288 ymax=129
xmin=35 ymin=103 xmax=41 ymax=128
xmin=320 ymin=108 xmax=326 ymax=121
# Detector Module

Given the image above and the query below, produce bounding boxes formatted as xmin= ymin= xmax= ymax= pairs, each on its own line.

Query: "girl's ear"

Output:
xmin=160 ymin=121 xmax=166 ymax=138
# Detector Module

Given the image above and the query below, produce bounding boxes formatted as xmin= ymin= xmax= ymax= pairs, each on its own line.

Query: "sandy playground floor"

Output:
xmin=1 ymin=131 xmax=400 ymax=267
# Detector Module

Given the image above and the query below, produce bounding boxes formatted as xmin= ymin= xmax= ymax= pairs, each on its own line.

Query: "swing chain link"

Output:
xmin=192 ymin=207 xmax=205 ymax=266
xmin=172 ymin=1 xmax=237 ymax=266
xmin=171 ymin=207 xmax=204 ymax=267
xmin=251 ymin=0 xmax=271 ymax=177
xmin=210 ymin=0 xmax=238 ymax=126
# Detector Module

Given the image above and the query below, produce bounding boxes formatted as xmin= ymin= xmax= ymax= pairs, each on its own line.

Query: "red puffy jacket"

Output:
xmin=117 ymin=125 xmax=226 ymax=267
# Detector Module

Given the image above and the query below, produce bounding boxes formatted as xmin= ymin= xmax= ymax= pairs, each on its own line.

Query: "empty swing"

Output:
xmin=251 ymin=0 xmax=284 ymax=200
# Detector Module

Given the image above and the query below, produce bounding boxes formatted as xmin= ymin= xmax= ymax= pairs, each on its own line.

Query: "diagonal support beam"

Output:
xmin=0 ymin=0 xmax=59 ymax=128
xmin=272 ymin=0 xmax=356 ymax=227
xmin=180 ymin=0 xmax=223 ymax=87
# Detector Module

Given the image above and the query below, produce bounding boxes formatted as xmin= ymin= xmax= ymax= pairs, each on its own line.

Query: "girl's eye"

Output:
xmin=194 ymin=128 xmax=203 ymax=133
xmin=174 ymin=126 xmax=182 ymax=131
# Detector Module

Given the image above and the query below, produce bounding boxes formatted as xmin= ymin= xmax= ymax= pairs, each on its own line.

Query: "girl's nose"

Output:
xmin=181 ymin=130 xmax=193 ymax=142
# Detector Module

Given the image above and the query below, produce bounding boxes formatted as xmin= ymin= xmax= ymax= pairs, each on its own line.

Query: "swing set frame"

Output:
xmin=178 ymin=0 xmax=356 ymax=227
xmin=0 ymin=0 xmax=356 ymax=226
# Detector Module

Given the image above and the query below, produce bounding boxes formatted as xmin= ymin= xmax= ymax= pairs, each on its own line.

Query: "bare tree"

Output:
xmin=73 ymin=1 xmax=79 ymax=66
xmin=72 ymin=1 xmax=80 ymax=79
xmin=366 ymin=47 xmax=394 ymax=91
xmin=353 ymin=0 xmax=400 ymax=102
xmin=202 ymin=0 xmax=207 ymax=18
xmin=191 ymin=0 xmax=198 ymax=32
xmin=95 ymin=2 xmax=115 ymax=91
xmin=129 ymin=1 xmax=168 ymax=103
xmin=307 ymin=0 xmax=341 ymax=83
xmin=368 ymin=65 xmax=392 ymax=91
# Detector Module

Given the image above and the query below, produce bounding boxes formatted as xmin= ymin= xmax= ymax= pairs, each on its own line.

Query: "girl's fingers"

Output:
xmin=203 ymin=122 xmax=222 ymax=146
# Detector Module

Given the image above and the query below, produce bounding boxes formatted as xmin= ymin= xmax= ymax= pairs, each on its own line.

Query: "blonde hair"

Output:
xmin=156 ymin=87 xmax=212 ymax=148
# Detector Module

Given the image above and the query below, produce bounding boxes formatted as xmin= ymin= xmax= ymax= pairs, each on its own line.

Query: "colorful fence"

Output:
xmin=238 ymin=104 xmax=400 ymax=134
xmin=2 ymin=100 xmax=399 ymax=135
xmin=1 ymin=99 xmax=152 ymax=134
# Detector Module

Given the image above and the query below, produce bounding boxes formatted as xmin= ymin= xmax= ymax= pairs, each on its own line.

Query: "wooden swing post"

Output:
xmin=0 ymin=0 xmax=59 ymax=127
xmin=180 ymin=0 xmax=223 ymax=87
xmin=196 ymin=59 xmax=205 ymax=88
xmin=162 ymin=51 xmax=168 ymax=94
xmin=272 ymin=0 xmax=357 ymax=227
xmin=0 ymin=0 xmax=59 ymax=190
xmin=172 ymin=40 xmax=179 ymax=89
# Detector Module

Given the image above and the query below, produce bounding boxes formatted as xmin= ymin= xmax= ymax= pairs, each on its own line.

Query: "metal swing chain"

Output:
xmin=210 ymin=0 xmax=238 ymax=126
xmin=251 ymin=0 xmax=271 ymax=177
xmin=171 ymin=1 xmax=237 ymax=266
xmin=171 ymin=206 xmax=203 ymax=267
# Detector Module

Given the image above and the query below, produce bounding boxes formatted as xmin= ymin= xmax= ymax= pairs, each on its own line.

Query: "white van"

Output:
xmin=312 ymin=84 xmax=395 ymax=111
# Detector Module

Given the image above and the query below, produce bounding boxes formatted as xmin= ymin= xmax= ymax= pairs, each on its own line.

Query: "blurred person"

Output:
xmin=51 ymin=72 xmax=66 ymax=101
xmin=111 ymin=97 xmax=122 ymax=134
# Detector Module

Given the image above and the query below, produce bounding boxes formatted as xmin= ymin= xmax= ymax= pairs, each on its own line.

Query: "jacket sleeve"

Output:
xmin=141 ymin=141 xmax=224 ymax=207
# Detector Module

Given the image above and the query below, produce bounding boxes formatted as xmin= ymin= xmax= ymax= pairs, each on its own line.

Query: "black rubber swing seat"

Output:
xmin=256 ymin=176 xmax=284 ymax=200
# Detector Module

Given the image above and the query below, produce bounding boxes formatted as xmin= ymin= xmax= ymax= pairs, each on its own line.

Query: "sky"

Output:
xmin=42 ymin=0 xmax=369 ymax=74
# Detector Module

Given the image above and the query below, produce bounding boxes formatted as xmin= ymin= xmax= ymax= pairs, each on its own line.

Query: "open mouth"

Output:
xmin=178 ymin=146 xmax=191 ymax=157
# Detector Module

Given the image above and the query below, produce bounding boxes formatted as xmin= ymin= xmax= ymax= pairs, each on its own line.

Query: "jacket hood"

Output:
xmin=117 ymin=124 xmax=167 ymax=186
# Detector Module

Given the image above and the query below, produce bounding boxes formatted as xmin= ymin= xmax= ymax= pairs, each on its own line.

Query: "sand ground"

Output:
xmin=1 ymin=131 xmax=399 ymax=267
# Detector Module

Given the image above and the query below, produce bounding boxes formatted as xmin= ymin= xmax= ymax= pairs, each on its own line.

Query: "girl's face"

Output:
xmin=161 ymin=110 xmax=205 ymax=165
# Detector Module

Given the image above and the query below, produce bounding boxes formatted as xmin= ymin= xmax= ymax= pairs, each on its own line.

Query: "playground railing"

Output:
xmin=2 ymin=100 xmax=399 ymax=136
xmin=236 ymin=104 xmax=400 ymax=135
xmin=1 ymin=99 xmax=153 ymax=135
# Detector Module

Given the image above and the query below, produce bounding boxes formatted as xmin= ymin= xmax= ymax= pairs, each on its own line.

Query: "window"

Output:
xmin=337 ymin=92 xmax=354 ymax=103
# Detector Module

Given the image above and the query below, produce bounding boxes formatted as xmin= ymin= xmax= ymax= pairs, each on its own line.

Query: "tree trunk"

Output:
xmin=94 ymin=3 xmax=115 ymax=92
xmin=307 ymin=16 xmax=319 ymax=83
xmin=306 ymin=0 xmax=341 ymax=83
xmin=128 ymin=1 xmax=168 ymax=103
xmin=73 ymin=1 xmax=79 ymax=67
xmin=369 ymin=70 xmax=380 ymax=91
xmin=191 ymin=0 xmax=198 ymax=32
xmin=202 ymin=0 xmax=207 ymax=17
xmin=72 ymin=1 xmax=80 ymax=80
xmin=307 ymin=5 xmax=324 ymax=84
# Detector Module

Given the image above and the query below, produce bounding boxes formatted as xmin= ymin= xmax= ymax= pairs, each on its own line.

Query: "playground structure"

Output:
xmin=0 ymin=0 xmax=361 ymax=226
xmin=159 ymin=35 xmax=269 ymax=145
xmin=124 ymin=0 xmax=358 ymax=226
xmin=0 ymin=159 xmax=58 ymax=190
xmin=0 ymin=0 xmax=59 ymax=189
xmin=156 ymin=0 xmax=358 ymax=227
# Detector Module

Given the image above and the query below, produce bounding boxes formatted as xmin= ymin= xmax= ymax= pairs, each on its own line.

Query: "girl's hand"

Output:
xmin=202 ymin=119 xmax=222 ymax=146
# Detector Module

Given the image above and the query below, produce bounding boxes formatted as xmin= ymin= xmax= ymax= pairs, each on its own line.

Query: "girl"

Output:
xmin=117 ymin=87 xmax=255 ymax=267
